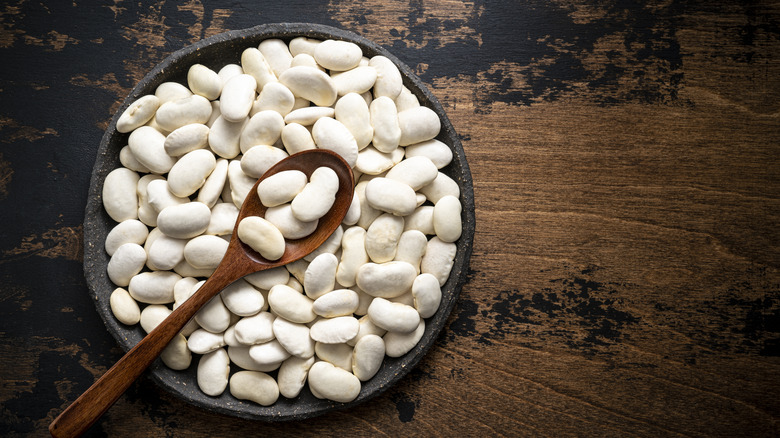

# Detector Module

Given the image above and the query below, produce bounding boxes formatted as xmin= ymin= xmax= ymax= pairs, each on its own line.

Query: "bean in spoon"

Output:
xmin=49 ymin=149 xmax=354 ymax=438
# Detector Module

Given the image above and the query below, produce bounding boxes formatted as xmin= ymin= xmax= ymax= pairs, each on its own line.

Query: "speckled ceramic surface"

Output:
xmin=83 ymin=22 xmax=474 ymax=420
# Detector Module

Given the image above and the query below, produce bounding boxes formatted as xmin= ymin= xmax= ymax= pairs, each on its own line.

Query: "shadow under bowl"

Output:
xmin=83 ymin=22 xmax=475 ymax=421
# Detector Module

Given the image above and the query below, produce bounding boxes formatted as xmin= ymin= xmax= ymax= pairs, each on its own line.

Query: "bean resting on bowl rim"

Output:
xmin=101 ymin=32 xmax=463 ymax=408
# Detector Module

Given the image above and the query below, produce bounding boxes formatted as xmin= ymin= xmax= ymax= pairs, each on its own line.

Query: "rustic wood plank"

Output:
xmin=0 ymin=0 xmax=778 ymax=436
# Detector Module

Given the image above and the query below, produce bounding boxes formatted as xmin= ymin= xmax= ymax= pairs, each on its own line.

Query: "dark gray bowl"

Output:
xmin=84 ymin=22 xmax=474 ymax=421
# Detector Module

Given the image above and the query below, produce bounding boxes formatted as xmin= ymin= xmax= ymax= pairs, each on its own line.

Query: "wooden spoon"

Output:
xmin=50 ymin=149 xmax=354 ymax=438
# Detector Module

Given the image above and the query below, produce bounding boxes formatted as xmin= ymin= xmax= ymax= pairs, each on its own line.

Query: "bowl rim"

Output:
xmin=84 ymin=22 xmax=475 ymax=421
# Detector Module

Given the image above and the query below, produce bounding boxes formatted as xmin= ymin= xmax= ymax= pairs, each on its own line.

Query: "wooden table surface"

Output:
xmin=1 ymin=1 xmax=778 ymax=436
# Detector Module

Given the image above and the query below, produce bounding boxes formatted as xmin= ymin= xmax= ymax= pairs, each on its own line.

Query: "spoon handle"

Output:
xmin=49 ymin=261 xmax=247 ymax=438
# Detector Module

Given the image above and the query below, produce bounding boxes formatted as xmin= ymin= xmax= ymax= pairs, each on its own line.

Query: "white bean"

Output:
xmin=220 ymin=278 xmax=264 ymax=317
xmin=343 ymin=191 xmax=361 ymax=226
xmin=240 ymin=144 xmax=289 ymax=178
xmin=355 ymin=181 xmax=381 ymax=229
xmin=267 ymin=284 xmax=316 ymax=323
xmin=307 ymin=361 xmax=361 ymax=403
xmin=279 ymin=66 xmax=337 ymax=107
xmin=303 ymin=253 xmax=338 ymax=299
xmin=167 ymin=149 xmax=217 ymax=197
xmin=187 ymin=64 xmax=222 ymax=100
xmin=384 ymin=318 xmax=425 ymax=357
xmin=228 ymin=345 xmax=281 ymax=372
xmin=219 ymin=74 xmax=257 ymax=122
xmin=239 ymin=110 xmax=285 ymax=154
xmin=237 ymin=216 xmax=286 ymax=261
xmin=109 ymin=287 xmax=140 ymax=325
xmin=420 ymin=236 xmax=457 ymax=286
xmin=281 ymin=122 xmax=316 ymax=155
xmin=398 ymin=106 xmax=441 ymax=146
xmin=433 ymin=195 xmax=462 ymax=243
xmin=157 ymin=202 xmax=211 ymax=239
xmin=161 ymin=333 xmax=192 ymax=370
xmin=272 ymin=316 xmax=315 ymax=358
xmin=355 ymin=146 xmax=395 ymax=175
xmin=385 ymin=155 xmax=438 ymax=191
xmin=173 ymin=276 xmax=199 ymax=307
xmin=195 ymin=293 xmax=231 ymax=334
xmin=394 ymin=230 xmax=428 ymax=273
xmin=419 ymin=171 xmax=460 ymax=204
xmin=311 ymin=117 xmax=358 ymax=167
xmin=335 ymin=92 xmax=373 ymax=150
xmin=259 ymin=38 xmax=293 ymax=76
xmin=155 ymin=81 xmax=192 ymax=103
xmin=365 ymin=213 xmax=404 ymax=263
xmin=370 ymin=96 xmax=401 ymax=153
xmin=404 ymin=205 xmax=435 ymax=235
xmin=309 ymin=316 xmax=359 ymax=344
xmin=234 ymin=311 xmax=275 ymax=345
xmin=265 ymin=204 xmax=318 ymax=240
xmin=155 ymin=94 xmax=212 ymax=132
xmin=164 ymin=123 xmax=210 ymax=157
xmin=277 ymin=356 xmax=315 ymax=398
xmin=105 ymin=219 xmax=148 ymax=256
xmin=412 ymin=273 xmax=442 ymax=318
xmin=227 ymin=160 xmax=256 ymax=208
xmin=313 ymin=40 xmax=362 ymax=71
xmin=206 ymin=202 xmax=238 ymax=235
xmin=241 ymin=48 xmax=277 ymax=89
xmin=244 ymin=266 xmax=289 ymax=290
xmin=284 ymin=106 xmax=334 ymax=125
xmin=313 ymin=289 xmax=359 ymax=318
xmin=364 ymin=177 xmax=416 ymax=217
xmin=139 ymin=304 xmax=171 ymax=333
xmin=332 ymin=66 xmax=377 ymax=95
xmin=117 ymin=95 xmax=160 ymax=133
xmin=197 ymin=348 xmax=230 ymax=396
xmin=356 ymin=261 xmax=416 ymax=299
xmin=404 ymin=139 xmax=453 ymax=169
xmin=369 ymin=56 xmax=402 ymax=99
xmin=289 ymin=36 xmax=321 ymax=56
xmin=145 ymin=180 xmax=186 ymax=218
xmin=188 ymin=328 xmax=226 ymax=354
xmin=218 ymin=63 xmax=243 ymax=83
xmin=249 ymin=339 xmax=291 ymax=365
xmin=208 ymin=115 xmax=247 ymax=159
xmin=367 ymin=297 xmax=420 ymax=333
xmin=223 ymin=325 xmax=241 ymax=347
xmin=252 ymin=82 xmax=295 ymax=116
xmin=230 ymin=371 xmax=279 ymax=406
xmin=183 ymin=234 xmax=228 ymax=269
xmin=291 ymin=166 xmax=339 ymax=222
xmin=102 ymin=168 xmax=140 ymax=222
xmin=335 ymin=226 xmax=368 ymax=287
xmin=147 ymin=234 xmax=186 ymax=270
xmin=315 ymin=342 xmax=353 ymax=370
xmin=119 ymin=145 xmax=151 ymax=173
xmin=351 ymin=334 xmax=385 ymax=381
xmin=353 ymin=286 xmax=374 ymax=316
xmin=395 ymin=86 xmax=420 ymax=111
xmin=128 ymin=271 xmax=181 ymax=304
xmin=173 ymin=260 xmax=215 ymax=278
xmin=346 ymin=315 xmax=386 ymax=347
xmin=196 ymin=158 xmax=229 ymax=208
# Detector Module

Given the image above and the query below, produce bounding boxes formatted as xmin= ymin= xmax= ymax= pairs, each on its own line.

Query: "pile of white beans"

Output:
xmin=102 ymin=36 xmax=462 ymax=406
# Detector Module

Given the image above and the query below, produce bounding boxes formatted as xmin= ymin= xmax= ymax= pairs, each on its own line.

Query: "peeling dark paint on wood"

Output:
xmin=0 ymin=0 xmax=779 ymax=436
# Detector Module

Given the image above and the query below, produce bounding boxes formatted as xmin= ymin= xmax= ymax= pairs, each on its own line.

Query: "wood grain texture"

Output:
xmin=0 ymin=0 xmax=778 ymax=436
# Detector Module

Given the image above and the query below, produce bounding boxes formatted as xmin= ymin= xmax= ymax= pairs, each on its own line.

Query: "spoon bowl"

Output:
xmin=50 ymin=149 xmax=354 ymax=438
